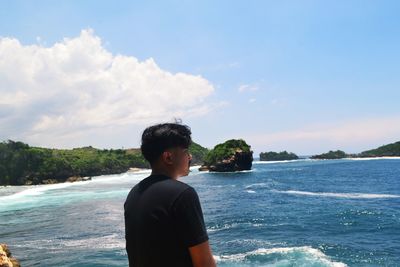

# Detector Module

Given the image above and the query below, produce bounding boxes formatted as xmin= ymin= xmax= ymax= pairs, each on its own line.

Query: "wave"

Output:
xmin=245 ymin=182 xmax=267 ymax=189
xmin=207 ymin=222 xmax=264 ymax=233
xmin=345 ymin=156 xmax=400 ymax=161
xmin=273 ymin=190 xmax=400 ymax=199
xmin=0 ymin=170 xmax=148 ymax=200
xmin=0 ymin=169 xmax=206 ymax=210
xmin=214 ymin=246 xmax=347 ymax=267
xmin=13 ymin=233 xmax=125 ymax=251
xmin=0 ymin=182 xmax=78 ymax=201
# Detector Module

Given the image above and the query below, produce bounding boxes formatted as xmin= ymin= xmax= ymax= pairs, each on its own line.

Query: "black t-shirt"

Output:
xmin=124 ymin=174 xmax=208 ymax=267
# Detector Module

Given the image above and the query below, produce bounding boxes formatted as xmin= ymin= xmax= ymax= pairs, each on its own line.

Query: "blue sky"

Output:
xmin=1 ymin=1 xmax=400 ymax=155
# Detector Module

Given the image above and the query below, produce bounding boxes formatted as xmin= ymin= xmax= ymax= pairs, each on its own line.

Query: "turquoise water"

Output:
xmin=1 ymin=158 xmax=399 ymax=266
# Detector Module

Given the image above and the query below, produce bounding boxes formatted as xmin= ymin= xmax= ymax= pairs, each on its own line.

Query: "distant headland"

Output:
xmin=258 ymin=141 xmax=400 ymax=161
xmin=311 ymin=141 xmax=400 ymax=159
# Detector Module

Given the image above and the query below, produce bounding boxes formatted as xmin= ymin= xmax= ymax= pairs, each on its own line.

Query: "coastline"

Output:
xmin=3 ymin=156 xmax=400 ymax=187
xmin=256 ymin=156 xmax=400 ymax=163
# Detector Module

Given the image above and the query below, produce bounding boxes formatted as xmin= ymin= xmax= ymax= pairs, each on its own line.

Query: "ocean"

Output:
xmin=1 ymin=158 xmax=399 ymax=266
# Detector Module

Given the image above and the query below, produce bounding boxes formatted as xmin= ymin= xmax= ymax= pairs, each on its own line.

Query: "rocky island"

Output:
xmin=311 ymin=150 xmax=349 ymax=159
xmin=0 ymin=140 xmax=208 ymax=186
xmin=199 ymin=139 xmax=253 ymax=172
xmin=260 ymin=151 xmax=299 ymax=161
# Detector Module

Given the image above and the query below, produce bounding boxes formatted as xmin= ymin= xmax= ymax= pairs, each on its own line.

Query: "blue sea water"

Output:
xmin=1 ymin=158 xmax=399 ymax=266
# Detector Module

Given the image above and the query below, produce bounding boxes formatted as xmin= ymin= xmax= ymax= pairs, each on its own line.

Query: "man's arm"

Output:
xmin=189 ymin=240 xmax=216 ymax=267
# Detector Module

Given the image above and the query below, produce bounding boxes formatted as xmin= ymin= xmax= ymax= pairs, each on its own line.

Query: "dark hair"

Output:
xmin=140 ymin=123 xmax=192 ymax=164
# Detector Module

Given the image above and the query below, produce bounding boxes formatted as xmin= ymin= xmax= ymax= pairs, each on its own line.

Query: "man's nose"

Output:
xmin=188 ymin=153 xmax=193 ymax=160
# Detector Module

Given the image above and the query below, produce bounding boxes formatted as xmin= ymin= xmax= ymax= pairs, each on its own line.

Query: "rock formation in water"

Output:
xmin=199 ymin=139 xmax=253 ymax=172
xmin=260 ymin=151 xmax=299 ymax=161
xmin=311 ymin=150 xmax=348 ymax=159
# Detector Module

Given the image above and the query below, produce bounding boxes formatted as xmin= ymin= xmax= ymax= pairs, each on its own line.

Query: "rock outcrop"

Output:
xmin=200 ymin=139 xmax=253 ymax=172
xmin=205 ymin=149 xmax=253 ymax=172
xmin=0 ymin=244 xmax=20 ymax=267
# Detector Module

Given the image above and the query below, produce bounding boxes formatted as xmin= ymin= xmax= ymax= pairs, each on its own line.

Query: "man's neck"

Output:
xmin=151 ymin=167 xmax=178 ymax=180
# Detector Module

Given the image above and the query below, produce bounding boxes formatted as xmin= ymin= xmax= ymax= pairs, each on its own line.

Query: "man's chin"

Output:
xmin=182 ymin=169 xmax=190 ymax=177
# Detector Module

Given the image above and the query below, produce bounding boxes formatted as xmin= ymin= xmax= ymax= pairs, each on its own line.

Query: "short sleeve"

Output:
xmin=172 ymin=187 xmax=209 ymax=247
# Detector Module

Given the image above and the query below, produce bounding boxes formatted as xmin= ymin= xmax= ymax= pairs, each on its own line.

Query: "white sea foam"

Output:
xmin=273 ymin=190 xmax=400 ymax=199
xmin=0 ymin=171 xmax=145 ymax=206
xmin=346 ymin=156 xmax=400 ymax=161
xmin=62 ymin=234 xmax=125 ymax=249
xmin=207 ymin=221 xmax=265 ymax=233
xmin=246 ymin=190 xmax=256 ymax=194
xmin=0 ymin=167 xmax=206 ymax=209
xmin=245 ymin=183 xmax=268 ymax=189
xmin=90 ymin=172 xmax=146 ymax=185
xmin=207 ymin=223 xmax=238 ymax=233
xmin=190 ymin=165 xmax=202 ymax=171
xmin=214 ymin=246 xmax=347 ymax=266
xmin=0 ymin=182 xmax=77 ymax=201
xmin=14 ymin=234 xmax=125 ymax=251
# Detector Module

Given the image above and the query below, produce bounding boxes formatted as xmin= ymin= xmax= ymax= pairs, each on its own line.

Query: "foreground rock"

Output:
xmin=199 ymin=139 xmax=253 ymax=172
xmin=0 ymin=244 xmax=20 ymax=267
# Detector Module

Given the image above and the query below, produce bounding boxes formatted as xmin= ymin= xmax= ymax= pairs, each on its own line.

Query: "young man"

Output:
xmin=124 ymin=123 xmax=216 ymax=267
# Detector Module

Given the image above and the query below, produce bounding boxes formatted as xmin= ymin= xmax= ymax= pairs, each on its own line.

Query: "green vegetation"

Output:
xmin=311 ymin=150 xmax=348 ymax=159
xmin=189 ymin=142 xmax=209 ymax=165
xmin=203 ymin=139 xmax=251 ymax=166
xmin=259 ymin=151 xmax=299 ymax=161
xmin=359 ymin=141 xmax=400 ymax=157
xmin=0 ymin=140 xmax=149 ymax=185
xmin=0 ymin=140 xmax=209 ymax=185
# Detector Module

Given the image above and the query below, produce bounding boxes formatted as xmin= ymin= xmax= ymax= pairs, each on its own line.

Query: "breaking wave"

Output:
xmin=215 ymin=246 xmax=347 ymax=266
xmin=273 ymin=190 xmax=400 ymax=199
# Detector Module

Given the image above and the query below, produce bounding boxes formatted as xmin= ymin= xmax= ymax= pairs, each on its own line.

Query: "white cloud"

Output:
xmin=244 ymin=116 xmax=400 ymax=155
xmin=0 ymin=29 xmax=216 ymax=147
xmin=238 ymin=84 xmax=259 ymax=93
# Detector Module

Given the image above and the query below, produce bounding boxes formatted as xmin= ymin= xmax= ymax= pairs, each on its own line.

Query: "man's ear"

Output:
xmin=161 ymin=151 xmax=174 ymax=165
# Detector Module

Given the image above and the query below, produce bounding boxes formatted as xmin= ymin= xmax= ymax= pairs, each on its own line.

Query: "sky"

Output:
xmin=1 ymin=0 xmax=400 ymax=155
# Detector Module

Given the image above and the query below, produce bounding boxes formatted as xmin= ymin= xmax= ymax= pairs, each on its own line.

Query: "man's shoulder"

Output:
xmin=156 ymin=177 xmax=195 ymax=199
xmin=128 ymin=175 xmax=194 ymax=200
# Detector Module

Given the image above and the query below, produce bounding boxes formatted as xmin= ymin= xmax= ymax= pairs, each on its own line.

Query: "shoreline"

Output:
xmin=2 ymin=157 xmax=400 ymax=187
xmin=255 ymin=156 xmax=400 ymax=163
